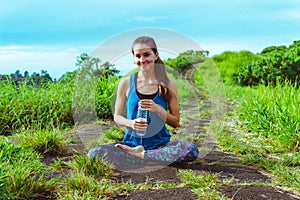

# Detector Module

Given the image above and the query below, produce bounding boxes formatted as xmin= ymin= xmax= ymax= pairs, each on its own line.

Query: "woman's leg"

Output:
xmin=88 ymin=143 xmax=145 ymax=170
xmin=144 ymin=141 xmax=199 ymax=163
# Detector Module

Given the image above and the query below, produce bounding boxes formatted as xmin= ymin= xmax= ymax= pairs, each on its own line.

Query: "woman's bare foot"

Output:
xmin=115 ymin=144 xmax=145 ymax=159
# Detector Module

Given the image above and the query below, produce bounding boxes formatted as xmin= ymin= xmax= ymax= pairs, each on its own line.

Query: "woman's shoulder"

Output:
xmin=117 ymin=76 xmax=131 ymax=92
xmin=118 ymin=76 xmax=130 ymax=86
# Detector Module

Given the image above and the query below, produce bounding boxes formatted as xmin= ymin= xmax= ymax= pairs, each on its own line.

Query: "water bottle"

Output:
xmin=136 ymin=105 xmax=148 ymax=137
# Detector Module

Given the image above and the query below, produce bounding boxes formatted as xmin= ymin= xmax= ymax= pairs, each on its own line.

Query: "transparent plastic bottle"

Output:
xmin=136 ymin=105 xmax=148 ymax=137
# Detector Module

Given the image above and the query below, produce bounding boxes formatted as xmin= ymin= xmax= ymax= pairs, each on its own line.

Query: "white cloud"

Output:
xmin=0 ymin=45 xmax=92 ymax=78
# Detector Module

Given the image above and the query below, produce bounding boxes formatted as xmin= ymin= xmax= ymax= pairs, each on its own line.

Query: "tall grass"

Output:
xmin=0 ymin=79 xmax=74 ymax=135
xmin=69 ymin=154 xmax=115 ymax=179
xmin=237 ymin=82 xmax=300 ymax=152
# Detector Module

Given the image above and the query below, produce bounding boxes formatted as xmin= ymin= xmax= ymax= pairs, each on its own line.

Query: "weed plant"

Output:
xmin=69 ymin=154 xmax=115 ymax=179
xmin=16 ymin=128 xmax=66 ymax=154
xmin=0 ymin=138 xmax=54 ymax=199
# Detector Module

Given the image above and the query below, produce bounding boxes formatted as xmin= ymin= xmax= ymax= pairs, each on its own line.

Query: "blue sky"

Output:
xmin=1 ymin=0 xmax=300 ymax=78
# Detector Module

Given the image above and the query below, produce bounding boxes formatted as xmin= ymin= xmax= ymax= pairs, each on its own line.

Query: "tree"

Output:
xmin=75 ymin=53 xmax=120 ymax=78
xmin=40 ymin=70 xmax=53 ymax=83
xmin=24 ymin=71 xmax=29 ymax=78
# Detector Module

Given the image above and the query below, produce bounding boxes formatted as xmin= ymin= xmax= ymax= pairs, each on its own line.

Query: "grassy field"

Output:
xmin=1 ymin=50 xmax=299 ymax=198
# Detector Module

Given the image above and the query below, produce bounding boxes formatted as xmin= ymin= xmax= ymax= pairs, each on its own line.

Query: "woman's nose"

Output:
xmin=140 ymin=56 xmax=146 ymax=63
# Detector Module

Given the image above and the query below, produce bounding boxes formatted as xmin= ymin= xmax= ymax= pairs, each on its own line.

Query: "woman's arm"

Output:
xmin=165 ymin=79 xmax=180 ymax=128
xmin=113 ymin=77 xmax=132 ymax=128
xmin=114 ymin=77 xmax=148 ymax=131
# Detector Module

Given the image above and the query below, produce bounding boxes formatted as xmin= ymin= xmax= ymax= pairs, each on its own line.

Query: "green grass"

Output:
xmin=0 ymin=80 xmax=74 ymax=135
xmin=60 ymin=172 xmax=115 ymax=199
xmin=167 ymin=68 xmax=196 ymax=106
xmin=194 ymin=58 xmax=227 ymax=120
xmin=212 ymin=50 xmax=260 ymax=84
xmin=49 ymin=153 xmax=117 ymax=198
xmin=0 ymin=138 xmax=55 ymax=199
xmin=214 ymin=81 xmax=300 ymax=192
xmin=208 ymin=50 xmax=300 ymax=193
xmin=179 ymin=169 xmax=228 ymax=199
xmin=68 ymin=154 xmax=116 ymax=179
xmin=232 ymin=82 xmax=299 ymax=152
xmin=88 ymin=125 xmax=125 ymax=148
xmin=16 ymin=128 xmax=66 ymax=154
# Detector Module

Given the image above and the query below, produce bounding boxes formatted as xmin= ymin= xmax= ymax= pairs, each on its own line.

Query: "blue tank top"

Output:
xmin=121 ymin=73 xmax=171 ymax=150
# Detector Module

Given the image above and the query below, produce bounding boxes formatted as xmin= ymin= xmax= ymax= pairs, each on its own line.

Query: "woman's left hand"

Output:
xmin=138 ymin=99 xmax=168 ymax=122
xmin=138 ymin=99 xmax=160 ymax=113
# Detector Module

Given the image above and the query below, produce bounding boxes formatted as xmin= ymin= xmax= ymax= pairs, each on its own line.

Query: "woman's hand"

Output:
xmin=138 ymin=99 xmax=160 ymax=112
xmin=130 ymin=118 xmax=148 ymax=131
xmin=138 ymin=99 xmax=168 ymax=122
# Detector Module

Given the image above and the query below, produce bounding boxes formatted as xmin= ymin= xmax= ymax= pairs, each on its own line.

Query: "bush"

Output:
xmin=72 ymin=54 xmax=120 ymax=123
xmin=234 ymin=40 xmax=300 ymax=86
xmin=212 ymin=50 xmax=260 ymax=83
xmin=95 ymin=75 xmax=119 ymax=119
xmin=165 ymin=50 xmax=207 ymax=73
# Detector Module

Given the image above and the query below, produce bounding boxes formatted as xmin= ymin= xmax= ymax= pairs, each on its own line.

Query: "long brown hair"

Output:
xmin=131 ymin=36 xmax=170 ymax=101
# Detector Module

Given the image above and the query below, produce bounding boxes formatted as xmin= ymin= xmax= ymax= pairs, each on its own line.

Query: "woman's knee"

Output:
xmin=182 ymin=143 xmax=199 ymax=162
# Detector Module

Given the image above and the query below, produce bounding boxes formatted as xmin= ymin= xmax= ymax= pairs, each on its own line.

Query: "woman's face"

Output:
xmin=132 ymin=43 xmax=158 ymax=72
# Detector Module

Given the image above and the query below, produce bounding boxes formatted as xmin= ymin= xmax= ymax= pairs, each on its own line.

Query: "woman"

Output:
xmin=88 ymin=36 xmax=198 ymax=170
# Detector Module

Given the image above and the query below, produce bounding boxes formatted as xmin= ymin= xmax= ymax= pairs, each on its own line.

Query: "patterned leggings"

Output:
xmin=88 ymin=141 xmax=199 ymax=170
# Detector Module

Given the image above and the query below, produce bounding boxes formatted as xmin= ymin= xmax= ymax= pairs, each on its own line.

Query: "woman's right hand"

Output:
xmin=130 ymin=118 xmax=148 ymax=131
